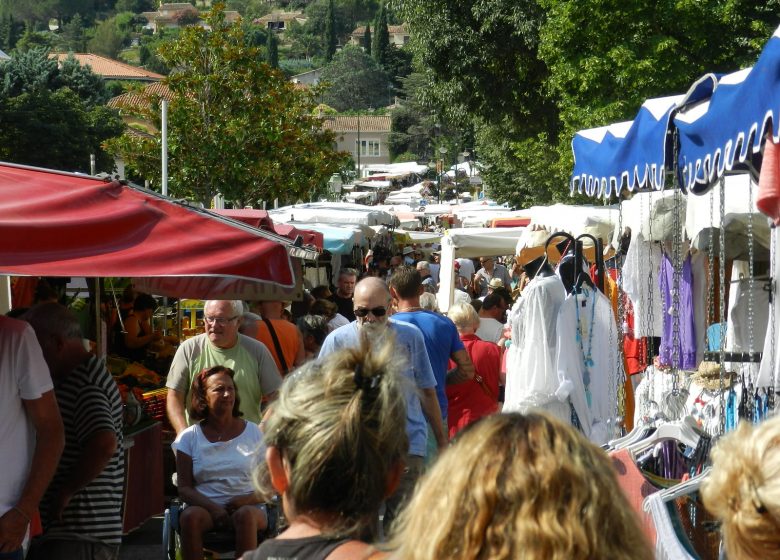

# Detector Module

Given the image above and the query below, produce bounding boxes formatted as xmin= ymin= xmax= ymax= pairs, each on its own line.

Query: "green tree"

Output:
xmin=15 ymin=28 xmax=53 ymax=51
xmin=88 ymin=17 xmax=127 ymax=58
xmin=286 ymin=19 xmax=322 ymax=59
xmin=106 ymin=3 xmax=348 ymax=207
xmin=265 ymin=26 xmax=278 ymax=68
xmin=324 ymin=0 xmax=336 ymax=61
xmin=362 ymin=22 xmax=370 ymax=55
xmin=114 ymin=0 xmax=156 ymax=12
xmin=59 ymin=12 xmax=87 ymax=51
xmin=58 ymin=52 xmax=111 ymax=106
xmin=371 ymin=2 xmax=387 ymax=66
xmin=0 ymin=47 xmax=123 ymax=172
xmin=320 ymin=44 xmax=389 ymax=111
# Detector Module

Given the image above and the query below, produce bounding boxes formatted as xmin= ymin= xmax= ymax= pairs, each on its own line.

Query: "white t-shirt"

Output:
xmin=456 ymin=258 xmax=475 ymax=280
xmin=172 ymin=421 xmax=264 ymax=506
xmin=328 ymin=313 xmax=350 ymax=331
xmin=0 ymin=316 xmax=53 ymax=517
xmin=476 ymin=317 xmax=504 ymax=343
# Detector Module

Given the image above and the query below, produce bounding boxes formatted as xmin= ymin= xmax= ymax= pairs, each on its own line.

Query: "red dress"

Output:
xmin=446 ymin=334 xmax=501 ymax=437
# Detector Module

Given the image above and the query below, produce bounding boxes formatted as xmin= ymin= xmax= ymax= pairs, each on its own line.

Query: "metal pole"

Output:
xmin=357 ymin=113 xmax=361 ymax=180
xmin=90 ymin=154 xmax=96 ymax=175
xmin=161 ymin=99 xmax=168 ymax=196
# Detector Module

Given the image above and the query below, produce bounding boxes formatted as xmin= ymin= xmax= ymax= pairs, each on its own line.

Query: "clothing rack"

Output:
xmin=702 ymin=351 xmax=762 ymax=363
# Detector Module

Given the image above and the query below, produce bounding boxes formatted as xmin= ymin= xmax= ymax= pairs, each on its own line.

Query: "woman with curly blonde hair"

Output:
xmin=388 ymin=412 xmax=652 ymax=560
xmin=701 ymin=414 xmax=780 ymax=560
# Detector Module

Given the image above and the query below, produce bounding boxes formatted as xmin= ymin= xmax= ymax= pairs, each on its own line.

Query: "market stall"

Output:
xmin=0 ymin=161 xmax=310 ymax=533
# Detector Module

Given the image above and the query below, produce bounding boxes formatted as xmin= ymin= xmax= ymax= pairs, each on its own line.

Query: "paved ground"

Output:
xmin=120 ymin=515 xmax=164 ymax=560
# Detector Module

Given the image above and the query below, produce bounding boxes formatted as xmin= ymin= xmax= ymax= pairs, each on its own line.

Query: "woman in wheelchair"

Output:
xmin=241 ymin=334 xmax=406 ymax=560
xmin=173 ymin=366 xmax=267 ymax=560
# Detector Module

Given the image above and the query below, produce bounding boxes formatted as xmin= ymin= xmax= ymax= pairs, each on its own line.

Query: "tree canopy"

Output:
xmin=394 ymin=0 xmax=778 ymax=207
xmin=320 ymin=44 xmax=390 ymax=111
xmin=107 ymin=3 xmax=348 ymax=207
xmin=0 ymin=47 xmax=123 ymax=172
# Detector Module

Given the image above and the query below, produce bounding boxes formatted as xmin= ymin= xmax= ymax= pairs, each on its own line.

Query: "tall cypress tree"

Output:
xmin=371 ymin=3 xmax=389 ymax=66
xmin=266 ymin=26 xmax=278 ymax=68
xmin=325 ymin=0 xmax=337 ymax=62
xmin=362 ymin=22 xmax=371 ymax=56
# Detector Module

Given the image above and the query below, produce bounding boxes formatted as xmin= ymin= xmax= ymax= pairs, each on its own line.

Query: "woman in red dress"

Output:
xmin=445 ymin=302 xmax=502 ymax=437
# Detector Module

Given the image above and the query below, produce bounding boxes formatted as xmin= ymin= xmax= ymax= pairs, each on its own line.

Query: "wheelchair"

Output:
xmin=162 ymin=495 xmax=283 ymax=559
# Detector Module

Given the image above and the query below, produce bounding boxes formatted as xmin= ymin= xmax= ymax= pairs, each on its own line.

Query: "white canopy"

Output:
xmin=269 ymin=202 xmax=395 ymax=226
xmin=437 ymin=227 xmax=527 ymax=312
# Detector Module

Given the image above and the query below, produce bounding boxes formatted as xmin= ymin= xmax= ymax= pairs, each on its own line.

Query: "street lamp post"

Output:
xmin=438 ymin=146 xmax=448 ymax=204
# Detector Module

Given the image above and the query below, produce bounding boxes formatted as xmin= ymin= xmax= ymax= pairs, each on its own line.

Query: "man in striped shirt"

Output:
xmin=24 ymin=303 xmax=124 ymax=560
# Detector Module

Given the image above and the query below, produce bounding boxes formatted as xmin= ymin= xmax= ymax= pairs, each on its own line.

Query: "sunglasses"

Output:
xmin=354 ymin=306 xmax=388 ymax=318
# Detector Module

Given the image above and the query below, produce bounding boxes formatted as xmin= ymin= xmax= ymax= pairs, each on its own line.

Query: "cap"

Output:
xmin=402 ymin=246 xmax=414 ymax=255
xmin=488 ymin=278 xmax=504 ymax=289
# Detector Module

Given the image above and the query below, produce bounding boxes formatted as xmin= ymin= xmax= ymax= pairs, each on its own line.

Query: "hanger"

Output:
xmin=627 ymin=415 xmax=701 ymax=454
xmin=646 ymin=466 xmax=713 ymax=510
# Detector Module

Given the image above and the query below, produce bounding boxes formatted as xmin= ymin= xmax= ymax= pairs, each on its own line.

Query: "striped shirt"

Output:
xmin=41 ymin=355 xmax=124 ymax=546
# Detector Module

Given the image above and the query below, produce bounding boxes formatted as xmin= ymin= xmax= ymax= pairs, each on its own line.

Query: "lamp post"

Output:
xmin=438 ymin=146 xmax=448 ymax=204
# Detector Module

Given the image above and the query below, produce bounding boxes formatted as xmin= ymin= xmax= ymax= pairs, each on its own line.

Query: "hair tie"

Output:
xmin=354 ymin=363 xmax=380 ymax=392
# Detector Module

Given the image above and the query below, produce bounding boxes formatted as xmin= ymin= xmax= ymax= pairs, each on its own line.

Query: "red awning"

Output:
xmin=0 ymin=163 xmax=299 ymax=299
xmin=215 ymin=209 xmax=324 ymax=250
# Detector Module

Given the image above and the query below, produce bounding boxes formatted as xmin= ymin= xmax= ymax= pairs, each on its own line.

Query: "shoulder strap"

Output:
xmin=262 ymin=318 xmax=289 ymax=373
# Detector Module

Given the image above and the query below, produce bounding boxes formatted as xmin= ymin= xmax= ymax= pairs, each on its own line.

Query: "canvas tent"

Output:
xmin=0 ymin=163 xmax=310 ymax=301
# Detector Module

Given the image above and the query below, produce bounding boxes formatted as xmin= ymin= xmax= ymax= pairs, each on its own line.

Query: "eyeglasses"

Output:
xmin=204 ymin=316 xmax=238 ymax=325
xmin=354 ymin=306 xmax=388 ymax=318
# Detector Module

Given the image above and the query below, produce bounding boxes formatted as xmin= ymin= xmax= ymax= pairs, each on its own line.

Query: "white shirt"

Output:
xmin=556 ymin=289 xmax=623 ymax=445
xmin=456 ymin=258 xmax=475 ymax=280
xmin=0 ymin=316 xmax=53 ymax=518
xmin=503 ymin=275 xmax=569 ymax=423
xmin=173 ymin=421 xmax=264 ymax=506
xmin=623 ymin=233 xmax=664 ymax=337
xmin=476 ymin=317 xmax=504 ymax=343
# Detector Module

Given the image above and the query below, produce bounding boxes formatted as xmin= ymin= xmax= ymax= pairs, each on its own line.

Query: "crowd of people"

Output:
xmin=3 ymin=253 xmax=780 ymax=560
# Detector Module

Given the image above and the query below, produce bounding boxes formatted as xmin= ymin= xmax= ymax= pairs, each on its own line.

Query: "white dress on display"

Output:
xmin=503 ymin=275 xmax=569 ymax=423
xmin=556 ymin=287 xmax=623 ymax=445
xmin=623 ymin=233 xmax=664 ymax=338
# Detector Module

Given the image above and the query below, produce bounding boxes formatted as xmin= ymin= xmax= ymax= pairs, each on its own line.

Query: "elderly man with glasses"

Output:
xmin=473 ymin=256 xmax=512 ymax=298
xmin=166 ymin=300 xmax=282 ymax=434
xmin=318 ymin=277 xmax=444 ymax=534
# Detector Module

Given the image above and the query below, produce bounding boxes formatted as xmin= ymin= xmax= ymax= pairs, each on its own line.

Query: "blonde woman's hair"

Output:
xmin=255 ymin=331 xmax=408 ymax=538
xmin=447 ymin=301 xmax=479 ymax=331
xmin=701 ymin=415 xmax=780 ymax=559
xmin=388 ymin=412 xmax=652 ymax=560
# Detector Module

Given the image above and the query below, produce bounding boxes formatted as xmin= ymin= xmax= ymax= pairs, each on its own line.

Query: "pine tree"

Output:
xmin=362 ymin=23 xmax=371 ymax=56
xmin=61 ymin=13 xmax=86 ymax=52
xmin=371 ymin=3 xmax=389 ymax=66
xmin=266 ymin=26 xmax=278 ymax=68
xmin=325 ymin=0 xmax=337 ymax=62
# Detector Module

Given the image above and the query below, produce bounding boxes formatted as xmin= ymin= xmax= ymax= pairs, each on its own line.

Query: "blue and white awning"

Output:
xmin=675 ymin=26 xmax=780 ymax=193
xmin=571 ymin=96 xmax=683 ymax=198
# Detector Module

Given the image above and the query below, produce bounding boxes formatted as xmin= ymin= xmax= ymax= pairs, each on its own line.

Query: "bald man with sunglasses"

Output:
xmin=318 ymin=277 xmax=444 ymax=533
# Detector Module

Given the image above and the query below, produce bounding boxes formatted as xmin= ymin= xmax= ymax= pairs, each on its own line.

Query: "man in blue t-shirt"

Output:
xmin=389 ymin=266 xmax=475 ymax=457
xmin=319 ymin=276 xmax=445 ymax=533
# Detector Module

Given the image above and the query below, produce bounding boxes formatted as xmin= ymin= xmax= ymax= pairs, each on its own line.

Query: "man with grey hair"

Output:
xmin=166 ymin=300 xmax=282 ymax=433
xmin=318 ymin=277 xmax=445 ymax=532
xmin=416 ymin=260 xmax=437 ymax=294
xmin=329 ymin=268 xmax=358 ymax=322
xmin=23 ymin=303 xmax=123 ymax=560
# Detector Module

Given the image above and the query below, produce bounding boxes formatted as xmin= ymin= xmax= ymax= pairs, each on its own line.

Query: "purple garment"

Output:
xmin=659 ymin=253 xmax=697 ymax=369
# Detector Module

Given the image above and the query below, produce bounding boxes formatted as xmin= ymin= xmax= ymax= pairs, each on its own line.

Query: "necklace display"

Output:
xmin=574 ymin=287 xmax=597 ymax=408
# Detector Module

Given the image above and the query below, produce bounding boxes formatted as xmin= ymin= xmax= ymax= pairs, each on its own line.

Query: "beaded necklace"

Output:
xmin=574 ymin=287 xmax=596 ymax=408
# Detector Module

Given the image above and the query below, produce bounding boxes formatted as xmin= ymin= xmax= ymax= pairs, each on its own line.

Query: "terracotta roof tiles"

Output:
xmin=51 ymin=53 xmax=163 ymax=81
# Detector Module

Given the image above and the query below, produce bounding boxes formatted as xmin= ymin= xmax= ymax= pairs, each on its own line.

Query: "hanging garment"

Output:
xmin=691 ymin=252 xmax=708 ymax=367
xmin=659 ymin=252 xmax=697 ymax=370
xmin=758 ymin=227 xmax=780 ymax=389
xmin=757 ymin=130 xmax=780 ymax=224
xmin=503 ymin=275 xmax=569 ymax=423
xmin=611 ymin=448 xmax=660 ymax=545
xmin=623 ymin=234 xmax=664 ymax=338
xmin=645 ymin=493 xmax=697 ymax=560
xmin=556 ymin=288 xmax=623 ymax=444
